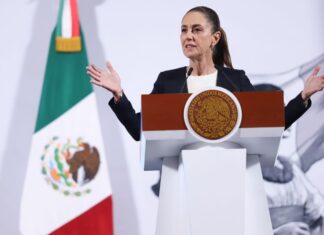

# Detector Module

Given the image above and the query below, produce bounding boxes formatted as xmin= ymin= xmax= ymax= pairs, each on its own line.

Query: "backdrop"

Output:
xmin=0 ymin=0 xmax=323 ymax=234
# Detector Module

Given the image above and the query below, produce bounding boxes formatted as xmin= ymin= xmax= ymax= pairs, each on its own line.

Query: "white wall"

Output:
xmin=0 ymin=0 xmax=323 ymax=235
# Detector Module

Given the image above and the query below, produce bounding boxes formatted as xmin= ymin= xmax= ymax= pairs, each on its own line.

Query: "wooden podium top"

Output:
xmin=141 ymin=91 xmax=284 ymax=131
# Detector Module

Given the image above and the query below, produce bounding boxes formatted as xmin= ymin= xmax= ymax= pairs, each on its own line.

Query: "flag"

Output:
xmin=20 ymin=0 xmax=113 ymax=234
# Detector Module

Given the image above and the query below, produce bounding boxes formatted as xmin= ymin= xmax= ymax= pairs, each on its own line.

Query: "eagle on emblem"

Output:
xmin=65 ymin=142 xmax=100 ymax=185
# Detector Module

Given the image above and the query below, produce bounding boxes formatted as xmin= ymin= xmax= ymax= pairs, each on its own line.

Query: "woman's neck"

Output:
xmin=189 ymin=57 xmax=216 ymax=76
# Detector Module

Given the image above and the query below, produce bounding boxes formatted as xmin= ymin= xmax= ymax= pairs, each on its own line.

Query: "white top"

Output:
xmin=187 ymin=71 xmax=218 ymax=93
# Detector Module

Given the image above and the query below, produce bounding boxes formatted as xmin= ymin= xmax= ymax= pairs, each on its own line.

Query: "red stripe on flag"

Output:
xmin=70 ymin=0 xmax=80 ymax=37
xmin=50 ymin=196 xmax=114 ymax=235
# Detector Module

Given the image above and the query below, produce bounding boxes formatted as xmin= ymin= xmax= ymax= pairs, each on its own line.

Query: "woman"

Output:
xmin=86 ymin=6 xmax=324 ymax=141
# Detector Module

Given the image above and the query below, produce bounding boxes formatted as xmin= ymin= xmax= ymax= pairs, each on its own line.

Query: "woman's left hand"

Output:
xmin=301 ymin=65 xmax=324 ymax=100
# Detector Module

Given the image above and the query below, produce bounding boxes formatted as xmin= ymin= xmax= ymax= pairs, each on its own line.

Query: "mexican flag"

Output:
xmin=20 ymin=0 xmax=113 ymax=234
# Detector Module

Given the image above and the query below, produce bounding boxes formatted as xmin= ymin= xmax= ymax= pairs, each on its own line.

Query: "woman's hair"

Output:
xmin=187 ymin=6 xmax=233 ymax=69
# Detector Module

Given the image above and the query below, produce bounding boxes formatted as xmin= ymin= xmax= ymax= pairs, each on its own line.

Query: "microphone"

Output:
xmin=186 ymin=67 xmax=193 ymax=78
xmin=181 ymin=67 xmax=193 ymax=92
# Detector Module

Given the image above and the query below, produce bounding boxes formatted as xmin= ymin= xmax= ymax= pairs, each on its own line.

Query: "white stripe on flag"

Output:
xmin=62 ymin=0 xmax=72 ymax=38
xmin=20 ymin=93 xmax=112 ymax=235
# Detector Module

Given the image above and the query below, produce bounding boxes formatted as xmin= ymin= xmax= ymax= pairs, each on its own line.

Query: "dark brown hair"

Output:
xmin=187 ymin=6 xmax=233 ymax=69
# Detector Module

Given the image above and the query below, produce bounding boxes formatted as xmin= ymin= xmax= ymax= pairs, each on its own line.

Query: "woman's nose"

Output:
xmin=184 ymin=31 xmax=194 ymax=40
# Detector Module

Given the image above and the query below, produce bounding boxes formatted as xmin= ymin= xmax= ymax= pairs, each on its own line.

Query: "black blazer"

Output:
xmin=109 ymin=66 xmax=311 ymax=141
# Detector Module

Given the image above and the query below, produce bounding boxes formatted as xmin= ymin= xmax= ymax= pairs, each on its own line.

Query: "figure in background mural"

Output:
xmin=252 ymin=54 xmax=324 ymax=235
xmin=255 ymin=83 xmax=324 ymax=235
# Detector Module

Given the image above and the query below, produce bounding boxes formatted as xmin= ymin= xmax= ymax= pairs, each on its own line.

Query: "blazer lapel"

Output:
xmin=178 ymin=66 xmax=189 ymax=93
xmin=183 ymin=80 xmax=189 ymax=93
xmin=216 ymin=65 xmax=236 ymax=92
xmin=216 ymin=65 xmax=239 ymax=92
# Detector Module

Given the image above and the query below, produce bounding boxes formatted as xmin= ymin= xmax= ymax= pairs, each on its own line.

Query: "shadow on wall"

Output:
xmin=0 ymin=0 xmax=55 ymax=234
xmin=0 ymin=0 xmax=140 ymax=235
xmin=78 ymin=0 xmax=140 ymax=235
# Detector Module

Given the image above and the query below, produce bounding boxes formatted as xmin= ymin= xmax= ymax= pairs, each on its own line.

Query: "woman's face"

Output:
xmin=181 ymin=11 xmax=220 ymax=61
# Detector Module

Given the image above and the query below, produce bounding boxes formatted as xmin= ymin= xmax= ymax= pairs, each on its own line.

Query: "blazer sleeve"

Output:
xmin=284 ymin=92 xmax=311 ymax=129
xmin=239 ymin=70 xmax=311 ymax=130
xmin=108 ymin=72 xmax=164 ymax=141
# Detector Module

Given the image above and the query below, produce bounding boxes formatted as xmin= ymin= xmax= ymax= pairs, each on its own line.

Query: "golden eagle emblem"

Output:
xmin=187 ymin=90 xmax=238 ymax=140
xmin=41 ymin=137 xmax=100 ymax=196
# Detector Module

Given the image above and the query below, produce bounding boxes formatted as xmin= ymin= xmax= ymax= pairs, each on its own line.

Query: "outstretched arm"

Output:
xmin=301 ymin=65 xmax=324 ymax=101
xmin=285 ymin=65 xmax=324 ymax=129
xmin=86 ymin=62 xmax=123 ymax=102
xmin=240 ymin=66 xmax=324 ymax=129
xmin=87 ymin=62 xmax=164 ymax=141
xmin=87 ymin=62 xmax=141 ymax=140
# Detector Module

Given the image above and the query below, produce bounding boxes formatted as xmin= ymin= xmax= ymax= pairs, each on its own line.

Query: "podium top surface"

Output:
xmin=141 ymin=91 xmax=284 ymax=131
xmin=140 ymin=91 xmax=285 ymax=170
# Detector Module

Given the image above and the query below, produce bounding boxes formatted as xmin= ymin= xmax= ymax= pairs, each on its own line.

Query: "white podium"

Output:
xmin=141 ymin=91 xmax=285 ymax=235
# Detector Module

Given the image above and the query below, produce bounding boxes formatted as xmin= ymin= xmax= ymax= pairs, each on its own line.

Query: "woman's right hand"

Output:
xmin=86 ymin=62 xmax=123 ymax=100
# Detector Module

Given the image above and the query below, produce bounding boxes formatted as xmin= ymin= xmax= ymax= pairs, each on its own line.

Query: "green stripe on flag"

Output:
xmin=35 ymin=28 xmax=92 ymax=132
xmin=56 ymin=0 xmax=64 ymax=37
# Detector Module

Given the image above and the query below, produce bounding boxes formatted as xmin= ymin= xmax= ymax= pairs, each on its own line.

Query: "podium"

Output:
xmin=140 ymin=90 xmax=285 ymax=235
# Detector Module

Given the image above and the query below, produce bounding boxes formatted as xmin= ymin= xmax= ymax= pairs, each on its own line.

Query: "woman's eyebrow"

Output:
xmin=192 ymin=24 xmax=202 ymax=28
xmin=181 ymin=24 xmax=203 ymax=28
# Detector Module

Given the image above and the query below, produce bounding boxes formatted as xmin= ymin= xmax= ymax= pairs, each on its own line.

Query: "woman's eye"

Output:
xmin=192 ymin=28 xmax=202 ymax=33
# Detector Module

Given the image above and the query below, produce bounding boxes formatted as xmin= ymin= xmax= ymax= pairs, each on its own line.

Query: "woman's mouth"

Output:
xmin=185 ymin=44 xmax=196 ymax=48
